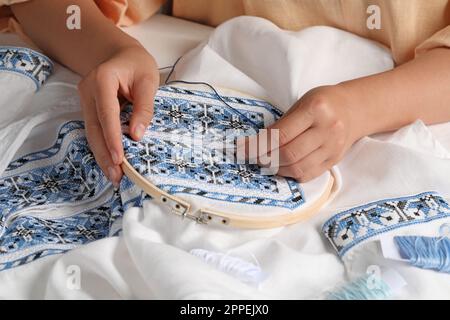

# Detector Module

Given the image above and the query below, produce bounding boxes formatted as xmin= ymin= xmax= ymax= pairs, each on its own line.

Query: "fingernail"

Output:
xmin=111 ymin=150 xmax=121 ymax=165
xmin=134 ymin=124 xmax=146 ymax=140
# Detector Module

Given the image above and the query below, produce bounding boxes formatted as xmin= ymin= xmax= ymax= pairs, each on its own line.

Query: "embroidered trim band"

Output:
xmin=322 ymin=192 xmax=450 ymax=257
xmin=0 ymin=46 xmax=53 ymax=90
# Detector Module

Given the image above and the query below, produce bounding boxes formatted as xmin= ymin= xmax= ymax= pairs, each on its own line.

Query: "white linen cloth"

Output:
xmin=0 ymin=15 xmax=449 ymax=299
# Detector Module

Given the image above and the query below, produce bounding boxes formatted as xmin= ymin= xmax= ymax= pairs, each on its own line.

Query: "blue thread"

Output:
xmin=163 ymin=56 xmax=182 ymax=84
xmin=163 ymin=56 xmax=262 ymax=127
xmin=166 ymin=80 xmax=260 ymax=128
xmin=326 ymin=275 xmax=392 ymax=300
xmin=394 ymin=235 xmax=450 ymax=273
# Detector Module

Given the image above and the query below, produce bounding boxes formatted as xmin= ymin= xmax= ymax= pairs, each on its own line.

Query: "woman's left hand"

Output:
xmin=253 ymin=85 xmax=365 ymax=182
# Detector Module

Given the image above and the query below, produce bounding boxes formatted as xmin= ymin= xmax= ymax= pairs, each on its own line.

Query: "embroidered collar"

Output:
xmin=0 ymin=46 xmax=53 ymax=90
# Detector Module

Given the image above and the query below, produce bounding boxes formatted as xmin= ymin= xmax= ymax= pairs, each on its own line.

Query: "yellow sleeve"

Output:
xmin=416 ymin=25 xmax=450 ymax=56
xmin=95 ymin=0 xmax=166 ymax=26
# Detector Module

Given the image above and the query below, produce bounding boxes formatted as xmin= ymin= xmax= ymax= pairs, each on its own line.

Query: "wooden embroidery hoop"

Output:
xmin=121 ymin=83 xmax=339 ymax=229
xmin=122 ymin=159 xmax=337 ymax=229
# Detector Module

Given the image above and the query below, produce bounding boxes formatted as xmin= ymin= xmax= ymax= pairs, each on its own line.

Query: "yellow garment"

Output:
xmin=170 ymin=0 xmax=450 ymax=64
xmin=1 ymin=0 xmax=450 ymax=65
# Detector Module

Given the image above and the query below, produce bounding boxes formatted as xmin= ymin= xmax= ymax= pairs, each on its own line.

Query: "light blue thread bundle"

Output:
xmin=190 ymin=249 xmax=265 ymax=286
xmin=326 ymin=275 xmax=392 ymax=300
xmin=394 ymin=235 xmax=450 ymax=273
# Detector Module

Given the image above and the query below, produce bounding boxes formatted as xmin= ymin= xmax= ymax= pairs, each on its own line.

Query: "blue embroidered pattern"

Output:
xmin=122 ymin=85 xmax=305 ymax=209
xmin=0 ymin=46 xmax=53 ymax=90
xmin=0 ymin=82 xmax=303 ymax=271
xmin=322 ymin=192 xmax=450 ymax=257
xmin=0 ymin=121 xmax=130 ymax=271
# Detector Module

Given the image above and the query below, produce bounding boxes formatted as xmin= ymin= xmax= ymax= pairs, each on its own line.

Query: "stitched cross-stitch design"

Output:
xmin=0 ymin=121 xmax=133 ymax=271
xmin=1 ymin=122 xmax=107 ymax=217
xmin=0 ymin=46 xmax=53 ymax=90
xmin=122 ymin=85 xmax=305 ymax=209
xmin=322 ymin=192 xmax=450 ymax=257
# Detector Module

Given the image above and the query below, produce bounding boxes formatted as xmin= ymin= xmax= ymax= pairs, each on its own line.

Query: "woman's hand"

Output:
xmin=255 ymin=85 xmax=365 ymax=182
xmin=258 ymin=48 xmax=450 ymax=183
xmin=78 ymin=45 xmax=159 ymax=186
xmin=12 ymin=0 xmax=161 ymax=187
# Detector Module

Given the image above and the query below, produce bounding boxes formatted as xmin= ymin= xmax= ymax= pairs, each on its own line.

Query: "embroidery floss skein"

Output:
xmin=394 ymin=234 xmax=450 ymax=274
xmin=326 ymin=275 xmax=392 ymax=300
xmin=325 ymin=269 xmax=407 ymax=300
xmin=190 ymin=249 xmax=265 ymax=286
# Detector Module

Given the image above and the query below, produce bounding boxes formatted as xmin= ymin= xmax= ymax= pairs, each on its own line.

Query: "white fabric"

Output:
xmin=0 ymin=14 xmax=449 ymax=299
xmin=174 ymin=17 xmax=394 ymax=112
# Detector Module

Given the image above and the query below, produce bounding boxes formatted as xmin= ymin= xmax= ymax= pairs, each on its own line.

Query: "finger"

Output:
xmin=296 ymin=164 xmax=328 ymax=183
xmin=82 ymin=95 xmax=123 ymax=187
xmin=277 ymin=146 xmax=329 ymax=181
xmin=94 ymin=70 xmax=123 ymax=165
xmin=129 ymin=75 xmax=158 ymax=141
xmin=236 ymin=131 xmax=271 ymax=164
xmin=322 ymin=158 xmax=337 ymax=171
xmin=267 ymin=101 xmax=315 ymax=147
xmin=277 ymin=127 xmax=324 ymax=166
xmin=236 ymin=102 xmax=315 ymax=161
